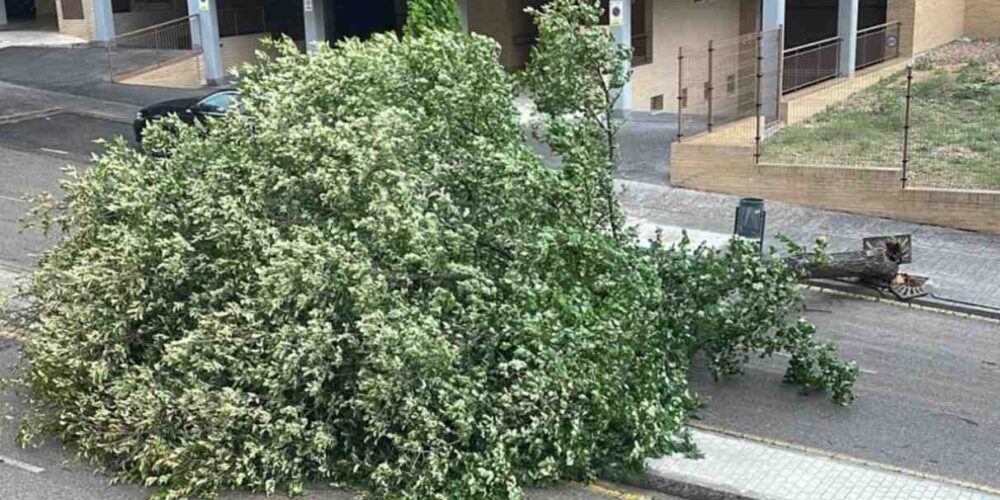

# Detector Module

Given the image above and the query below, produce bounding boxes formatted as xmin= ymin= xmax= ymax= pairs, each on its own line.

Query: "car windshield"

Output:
xmin=197 ymin=92 xmax=238 ymax=114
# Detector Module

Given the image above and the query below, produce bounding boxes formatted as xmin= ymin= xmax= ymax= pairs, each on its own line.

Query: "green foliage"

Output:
xmin=2 ymin=2 xmax=855 ymax=498
xmin=647 ymin=236 xmax=857 ymax=406
xmin=404 ymin=0 xmax=461 ymax=38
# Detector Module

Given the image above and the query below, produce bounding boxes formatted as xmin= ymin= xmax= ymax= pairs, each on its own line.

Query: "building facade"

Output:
xmin=6 ymin=0 xmax=998 ymax=105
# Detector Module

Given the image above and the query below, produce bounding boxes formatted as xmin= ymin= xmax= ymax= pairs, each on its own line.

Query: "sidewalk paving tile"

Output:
xmin=649 ymin=430 xmax=1000 ymax=500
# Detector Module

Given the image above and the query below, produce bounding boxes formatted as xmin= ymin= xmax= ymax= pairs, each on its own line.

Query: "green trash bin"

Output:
xmin=734 ymin=198 xmax=766 ymax=252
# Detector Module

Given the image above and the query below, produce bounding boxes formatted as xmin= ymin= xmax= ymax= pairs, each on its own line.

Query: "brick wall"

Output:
xmin=887 ymin=0 xmax=916 ymax=56
xmin=630 ymin=0 xmax=742 ymax=112
xmin=670 ymin=142 xmax=1000 ymax=233
xmin=965 ymin=0 xmax=1000 ymax=38
xmin=912 ymin=0 xmax=967 ymax=53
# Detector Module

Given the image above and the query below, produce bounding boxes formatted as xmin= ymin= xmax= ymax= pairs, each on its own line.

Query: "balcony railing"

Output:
xmin=856 ymin=21 xmax=902 ymax=70
xmin=107 ymin=14 xmax=200 ymax=82
xmin=782 ymin=36 xmax=841 ymax=94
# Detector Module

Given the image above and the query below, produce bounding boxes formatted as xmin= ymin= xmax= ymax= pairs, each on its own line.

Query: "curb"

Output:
xmin=625 ymin=424 xmax=1000 ymax=500
xmin=805 ymin=279 xmax=1000 ymax=322
xmin=622 ymin=471 xmax=769 ymax=500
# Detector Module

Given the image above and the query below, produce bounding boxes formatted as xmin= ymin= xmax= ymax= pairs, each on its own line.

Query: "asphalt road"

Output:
xmin=0 ymin=112 xmax=132 ymax=268
xmin=690 ymin=290 xmax=1000 ymax=489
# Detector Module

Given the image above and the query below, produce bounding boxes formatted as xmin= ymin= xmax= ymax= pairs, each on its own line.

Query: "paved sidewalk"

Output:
xmin=646 ymin=429 xmax=1000 ymax=500
xmin=617 ymin=179 xmax=1000 ymax=311
xmin=0 ymin=47 xmax=205 ymax=107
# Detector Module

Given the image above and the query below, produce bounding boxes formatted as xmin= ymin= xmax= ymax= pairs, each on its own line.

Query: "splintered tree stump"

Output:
xmin=786 ymin=246 xmax=901 ymax=283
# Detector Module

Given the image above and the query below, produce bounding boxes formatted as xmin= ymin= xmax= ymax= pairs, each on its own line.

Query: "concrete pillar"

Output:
xmin=457 ymin=0 xmax=469 ymax=33
xmin=0 ymin=0 xmax=8 ymax=27
xmin=188 ymin=0 xmax=224 ymax=85
xmin=609 ymin=0 xmax=631 ymax=111
xmin=761 ymin=0 xmax=785 ymax=31
xmin=303 ymin=0 xmax=326 ymax=53
xmin=838 ymin=0 xmax=860 ymax=77
xmin=92 ymin=0 xmax=116 ymax=42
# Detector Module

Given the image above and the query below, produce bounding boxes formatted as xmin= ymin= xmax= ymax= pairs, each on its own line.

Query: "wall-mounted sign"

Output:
xmin=198 ymin=0 xmax=209 ymax=12
xmin=886 ymin=34 xmax=898 ymax=48
xmin=609 ymin=0 xmax=624 ymax=27
xmin=304 ymin=0 xmax=313 ymax=12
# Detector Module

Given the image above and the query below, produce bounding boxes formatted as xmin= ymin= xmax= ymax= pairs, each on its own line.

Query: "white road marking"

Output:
xmin=0 ymin=195 xmax=26 ymax=204
xmin=0 ymin=455 xmax=44 ymax=474
xmin=39 ymin=148 xmax=68 ymax=155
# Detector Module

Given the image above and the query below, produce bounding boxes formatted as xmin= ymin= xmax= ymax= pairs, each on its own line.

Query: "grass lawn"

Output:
xmin=762 ymin=42 xmax=1000 ymax=191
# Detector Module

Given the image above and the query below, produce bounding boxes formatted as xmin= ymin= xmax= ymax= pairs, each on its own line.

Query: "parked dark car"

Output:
xmin=133 ymin=89 xmax=240 ymax=142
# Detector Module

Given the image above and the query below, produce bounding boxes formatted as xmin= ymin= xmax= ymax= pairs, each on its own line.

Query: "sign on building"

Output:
xmin=609 ymin=0 xmax=624 ymax=27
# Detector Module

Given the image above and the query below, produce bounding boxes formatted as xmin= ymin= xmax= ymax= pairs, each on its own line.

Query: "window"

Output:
xmin=650 ymin=95 xmax=664 ymax=111
xmin=631 ymin=0 xmax=653 ymax=66
xmin=197 ymin=92 xmax=239 ymax=114
xmin=60 ymin=0 xmax=84 ymax=19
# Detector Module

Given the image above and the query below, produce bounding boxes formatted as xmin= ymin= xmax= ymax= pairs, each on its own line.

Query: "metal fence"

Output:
xmin=906 ymin=64 xmax=1000 ymax=191
xmin=856 ymin=21 xmax=902 ymax=71
xmin=678 ymin=24 xmax=998 ymax=193
xmin=108 ymin=14 xmax=201 ymax=82
xmin=676 ymin=29 xmax=781 ymax=142
xmin=759 ymin=63 xmax=907 ymax=168
xmin=782 ymin=36 xmax=841 ymax=94
xmin=758 ymin=61 xmax=1000 ymax=192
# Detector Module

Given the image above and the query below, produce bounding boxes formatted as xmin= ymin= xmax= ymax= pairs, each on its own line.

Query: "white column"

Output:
xmin=188 ymin=0 xmax=224 ymax=85
xmin=609 ymin=0 xmax=631 ymax=111
xmin=838 ymin=0 xmax=859 ymax=77
xmin=761 ymin=0 xmax=785 ymax=31
xmin=457 ymin=0 xmax=469 ymax=33
xmin=92 ymin=0 xmax=116 ymax=42
xmin=303 ymin=0 xmax=326 ymax=53
xmin=0 ymin=0 xmax=8 ymax=27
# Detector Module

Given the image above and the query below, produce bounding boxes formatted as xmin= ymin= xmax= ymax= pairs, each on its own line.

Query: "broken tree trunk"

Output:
xmin=785 ymin=246 xmax=901 ymax=283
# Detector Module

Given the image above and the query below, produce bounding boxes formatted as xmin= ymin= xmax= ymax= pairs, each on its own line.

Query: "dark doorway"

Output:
xmin=327 ymin=0 xmax=406 ymax=42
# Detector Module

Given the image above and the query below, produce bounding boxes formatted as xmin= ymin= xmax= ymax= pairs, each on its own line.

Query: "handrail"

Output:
xmin=857 ymin=20 xmax=902 ymax=36
xmin=112 ymin=13 xmax=199 ymax=41
xmin=783 ymin=36 xmax=841 ymax=55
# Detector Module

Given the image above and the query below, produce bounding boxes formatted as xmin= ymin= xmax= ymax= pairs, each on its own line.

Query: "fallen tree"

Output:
xmin=1 ymin=2 xmax=857 ymax=498
xmin=788 ymin=246 xmax=901 ymax=282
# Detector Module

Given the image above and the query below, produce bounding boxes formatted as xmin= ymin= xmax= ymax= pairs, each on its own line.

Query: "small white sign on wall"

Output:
xmin=609 ymin=0 xmax=624 ymax=27
xmin=304 ymin=0 xmax=314 ymax=13
xmin=199 ymin=0 xmax=209 ymax=12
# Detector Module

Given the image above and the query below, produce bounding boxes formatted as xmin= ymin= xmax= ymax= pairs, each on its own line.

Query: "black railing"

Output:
xmin=782 ymin=36 xmax=841 ymax=94
xmin=107 ymin=14 xmax=200 ymax=82
xmin=856 ymin=21 xmax=902 ymax=70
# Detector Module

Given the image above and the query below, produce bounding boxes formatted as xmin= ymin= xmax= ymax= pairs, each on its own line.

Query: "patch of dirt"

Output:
xmin=915 ymin=39 xmax=1000 ymax=80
